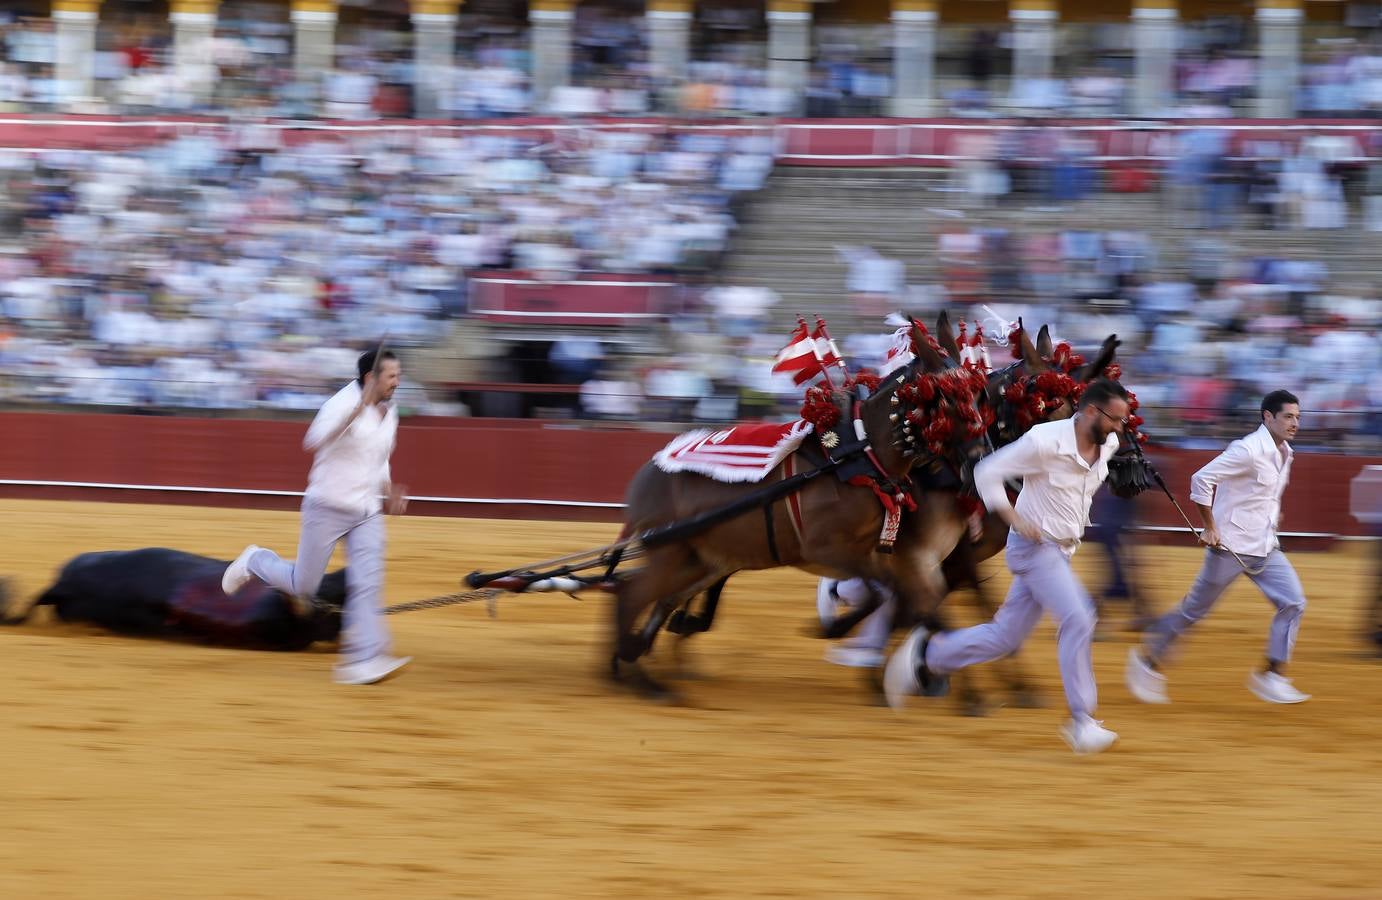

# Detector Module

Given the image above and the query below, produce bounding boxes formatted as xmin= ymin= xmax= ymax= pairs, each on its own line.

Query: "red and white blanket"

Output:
xmin=653 ymin=420 xmax=814 ymax=484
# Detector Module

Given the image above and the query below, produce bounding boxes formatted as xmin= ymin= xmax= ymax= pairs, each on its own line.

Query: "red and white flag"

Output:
xmin=811 ymin=322 xmax=844 ymax=371
xmin=771 ymin=321 xmax=825 ymax=385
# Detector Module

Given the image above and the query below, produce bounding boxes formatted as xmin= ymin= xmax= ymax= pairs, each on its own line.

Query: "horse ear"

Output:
xmin=1079 ymin=334 xmax=1122 ymax=382
xmin=1036 ymin=324 xmax=1054 ymax=360
xmin=935 ymin=310 xmax=962 ymax=361
xmin=1018 ymin=324 xmax=1047 ymax=372
xmin=910 ymin=320 xmax=945 ymax=372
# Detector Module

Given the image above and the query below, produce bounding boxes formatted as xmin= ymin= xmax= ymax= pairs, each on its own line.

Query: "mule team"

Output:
xmin=5 ymin=315 xmax=1316 ymax=754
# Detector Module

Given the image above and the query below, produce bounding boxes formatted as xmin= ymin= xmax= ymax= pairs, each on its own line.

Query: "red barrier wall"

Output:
xmin=0 ymin=412 xmax=1376 ymax=537
xmin=0 ymin=115 xmax=1373 ymax=167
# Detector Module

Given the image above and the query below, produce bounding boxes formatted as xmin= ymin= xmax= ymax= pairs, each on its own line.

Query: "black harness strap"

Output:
xmin=763 ymin=501 xmax=782 ymax=565
xmin=640 ymin=454 xmax=847 ymax=549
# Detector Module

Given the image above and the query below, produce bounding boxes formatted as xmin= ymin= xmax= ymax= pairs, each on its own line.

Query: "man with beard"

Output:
xmin=884 ymin=378 xmax=1131 ymax=754
xmin=222 ymin=349 xmax=411 ymax=685
xmin=1126 ymin=390 xmax=1309 ymax=705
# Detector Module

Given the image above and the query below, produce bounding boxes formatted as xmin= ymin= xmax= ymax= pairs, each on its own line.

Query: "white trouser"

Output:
xmin=248 ymin=495 xmax=391 ymax=665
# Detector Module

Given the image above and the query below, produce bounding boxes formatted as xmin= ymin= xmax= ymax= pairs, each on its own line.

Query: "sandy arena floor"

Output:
xmin=0 ymin=498 xmax=1378 ymax=899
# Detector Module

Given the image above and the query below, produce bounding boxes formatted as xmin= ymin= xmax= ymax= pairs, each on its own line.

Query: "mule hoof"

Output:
xmin=611 ymin=659 xmax=683 ymax=704
xmin=820 ymin=620 xmax=858 ymax=641
xmin=665 ymin=609 xmax=689 ymax=635
xmin=667 ymin=612 xmax=710 ymax=636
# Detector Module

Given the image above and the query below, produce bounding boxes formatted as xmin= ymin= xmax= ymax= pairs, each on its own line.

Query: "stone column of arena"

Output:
xmin=647 ymin=0 xmax=693 ymax=106
xmin=1256 ymin=0 xmax=1301 ymax=117
xmin=891 ymin=0 xmax=937 ymax=116
xmin=53 ymin=0 xmax=101 ymax=107
xmin=768 ymin=0 xmax=813 ymax=116
xmin=412 ymin=0 xmax=461 ymax=118
xmin=292 ymin=0 xmax=339 ymax=83
xmin=1008 ymin=0 xmax=1056 ymax=94
xmin=170 ymin=0 xmax=219 ymax=107
xmin=530 ymin=0 xmax=576 ymax=112
xmin=1132 ymin=0 xmax=1176 ymax=116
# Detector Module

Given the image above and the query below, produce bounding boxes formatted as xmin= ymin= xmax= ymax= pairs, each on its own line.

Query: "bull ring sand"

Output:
xmin=1 ymin=498 xmax=1379 ymax=899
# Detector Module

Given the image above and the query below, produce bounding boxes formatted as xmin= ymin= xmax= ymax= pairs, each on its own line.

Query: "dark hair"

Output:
xmin=1078 ymin=377 xmax=1130 ymax=410
xmin=1261 ymin=390 xmax=1299 ymax=418
xmin=357 ymin=349 xmax=398 ymax=384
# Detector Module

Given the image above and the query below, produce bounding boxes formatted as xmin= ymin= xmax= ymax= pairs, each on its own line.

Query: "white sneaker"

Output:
xmin=1060 ymin=715 xmax=1119 ymax=755
xmin=882 ymin=625 xmax=929 ymax=710
xmin=1247 ymin=671 xmax=1310 ymax=704
xmin=334 ymin=655 xmax=411 ymax=685
xmin=824 ymin=644 xmax=885 ymax=668
xmin=1125 ymin=648 xmax=1170 ymax=704
xmin=816 ymin=579 xmax=839 ymax=629
xmin=221 ymin=544 xmax=260 ymax=596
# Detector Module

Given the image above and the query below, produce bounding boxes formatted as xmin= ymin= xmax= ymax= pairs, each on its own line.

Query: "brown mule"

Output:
xmin=610 ymin=324 xmax=984 ymax=700
xmin=667 ymin=315 xmax=1126 ymax=709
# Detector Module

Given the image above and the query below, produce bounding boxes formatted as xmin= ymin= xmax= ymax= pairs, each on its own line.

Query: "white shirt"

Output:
xmin=303 ymin=381 xmax=398 ymax=517
xmin=974 ymin=417 xmax=1121 ymax=549
xmin=1189 ymin=424 xmax=1293 ymax=557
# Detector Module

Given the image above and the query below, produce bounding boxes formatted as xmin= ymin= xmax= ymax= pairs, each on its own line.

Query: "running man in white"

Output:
xmin=883 ymin=378 xmax=1131 ymax=754
xmin=222 ymin=349 xmax=411 ymax=685
xmin=1126 ymin=390 xmax=1309 ymax=705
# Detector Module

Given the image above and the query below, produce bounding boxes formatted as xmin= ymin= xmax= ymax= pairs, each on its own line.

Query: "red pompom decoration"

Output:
xmin=848 ymin=372 xmax=882 ymax=392
xmin=1104 ymin=363 xmax=1123 ymax=381
xmin=922 ymin=417 xmax=954 ymax=453
xmin=800 ymin=386 xmax=840 ymax=431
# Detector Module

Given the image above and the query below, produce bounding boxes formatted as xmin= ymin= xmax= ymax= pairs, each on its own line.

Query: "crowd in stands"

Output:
xmin=0 ymin=126 xmax=772 ymax=409
xmin=3 ymin=5 xmax=1382 ymax=119
xmin=558 ymin=238 xmax=1379 ymax=453
xmin=0 ymin=6 xmax=1378 ymax=449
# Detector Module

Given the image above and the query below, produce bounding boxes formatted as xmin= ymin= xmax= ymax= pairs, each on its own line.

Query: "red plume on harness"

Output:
xmin=846 ymin=371 xmax=882 ymax=393
xmin=896 ymin=366 xmax=991 ymax=457
xmin=799 ymin=384 xmax=841 ymax=431
xmin=1126 ymin=389 xmax=1147 ymax=443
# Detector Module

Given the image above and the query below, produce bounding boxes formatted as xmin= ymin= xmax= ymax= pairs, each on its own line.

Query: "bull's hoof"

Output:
xmin=1009 ymin=687 xmax=1044 ymax=709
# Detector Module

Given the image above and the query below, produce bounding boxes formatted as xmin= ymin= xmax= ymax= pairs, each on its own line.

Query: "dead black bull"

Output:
xmin=3 ymin=548 xmax=345 ymax=651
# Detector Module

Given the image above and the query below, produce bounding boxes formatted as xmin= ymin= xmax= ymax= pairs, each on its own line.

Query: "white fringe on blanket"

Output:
xmin=653 ymin=420 xmax=815 ymax=484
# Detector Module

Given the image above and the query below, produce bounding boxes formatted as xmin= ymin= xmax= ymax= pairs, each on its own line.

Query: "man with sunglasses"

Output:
xmin=884 ymin=378 xmax=1132 ymax=754
xmin=1126 ymin=390 xmax=1309 ymax=705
